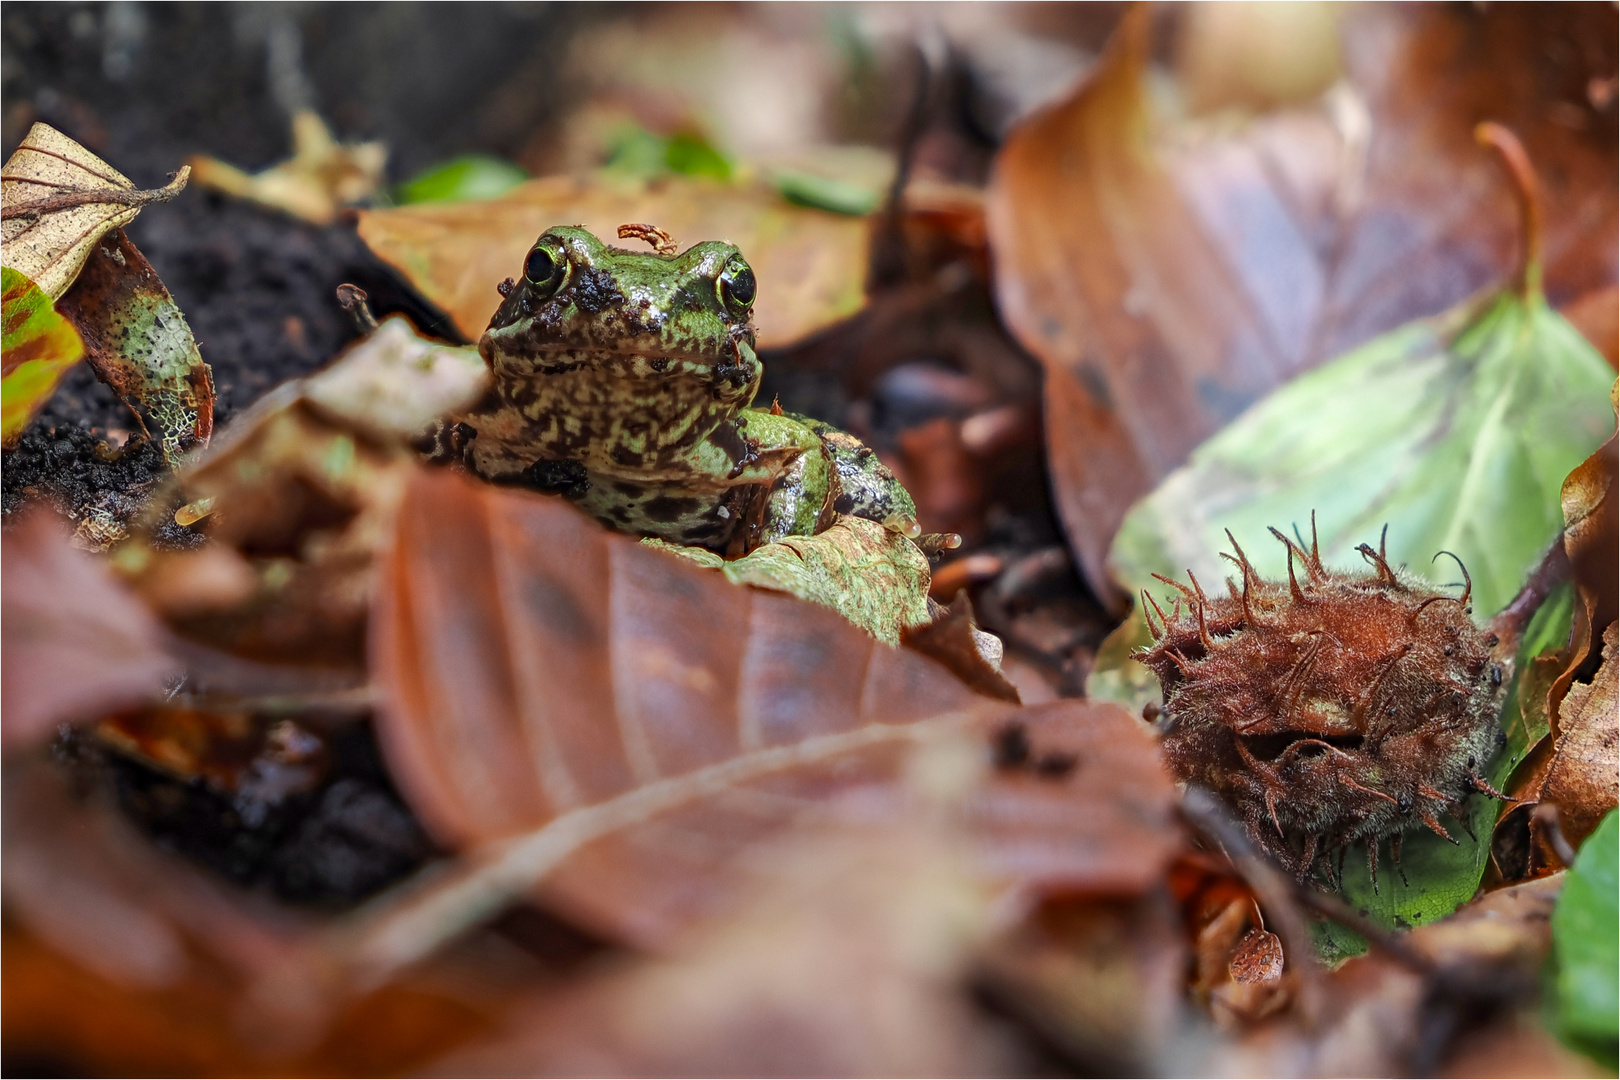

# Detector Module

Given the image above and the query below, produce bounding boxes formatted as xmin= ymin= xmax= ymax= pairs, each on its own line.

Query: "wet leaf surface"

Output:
xmin=54 ymin=227 xmax=213 ymax=465
xmin=0 ymin=122 xmax=189 ymax=301
xmin=1 ymin=267 xmax=84 ymax=446
xmin=988 ymin=4 xmax=1618 ymax=604
xmin=356 ymin=172 xmax=870 ymax=348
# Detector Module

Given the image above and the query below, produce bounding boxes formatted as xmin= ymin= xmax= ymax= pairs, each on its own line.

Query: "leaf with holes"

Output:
xmin=1 ymin=266 xmax=83 ymax=445
xmin=54 ymin=228 xmax=213 ymax=465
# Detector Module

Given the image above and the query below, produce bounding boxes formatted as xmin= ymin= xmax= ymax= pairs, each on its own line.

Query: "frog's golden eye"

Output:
xmin=717 ymin=258 xmax=756 ymax=315
xmin=524 ymin=244 xmax=568 ymax=298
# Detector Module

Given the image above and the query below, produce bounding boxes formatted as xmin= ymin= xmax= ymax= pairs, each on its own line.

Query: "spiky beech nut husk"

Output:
xmin=1136 ymin=524 xmax=1508 ymax=885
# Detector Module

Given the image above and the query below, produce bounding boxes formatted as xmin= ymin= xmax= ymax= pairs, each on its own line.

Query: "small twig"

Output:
xmin=867 ymin=31 xmax=941 ymax=291
xmin=1488 ymin=536 xmax=1570 ymax=659
xmin=0 ymin=165 xmax=191 ymax=221
xmin=335 ymin=283 xmax=379 ymax=333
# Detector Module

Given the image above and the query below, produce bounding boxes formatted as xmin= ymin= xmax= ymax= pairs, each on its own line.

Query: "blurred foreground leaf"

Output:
xmin=1 ymin=266 xmax=84 ymax=446
xmin=1550 ymin=810 xmax=1619 ymax=1069
xmin=395 ymin=155 xmax=529 ymax=206
xmin=0 ymin=510 xmax=176 ymax=749
xmin=55 ymin=228 xmax=214 ymax=466
xmin=356 ymin=172 xmax=869 ymax=348
xmin=0 ymin=122 xmax=188 ymax=301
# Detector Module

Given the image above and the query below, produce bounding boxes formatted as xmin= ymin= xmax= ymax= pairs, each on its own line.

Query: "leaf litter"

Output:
xmin=4 ymin=5 xmax=1617 ymax=1075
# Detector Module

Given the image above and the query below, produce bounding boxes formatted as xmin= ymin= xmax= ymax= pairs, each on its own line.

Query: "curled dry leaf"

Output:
xmin=1555 ymin=433 xmax=1619 ymax=712
xmin=1 ymin=509 xmax=177 ymax=749
xmin=187 ymin=110 xmax=386 ymax=227
xmin=987 ymin=4 xmax=1618 ymax=605
xmin=0 ymin=122 xmax=190 ymax=301
xmin=1543 ymin=623 xmax=1619 ymax=848
xmin=1 ymin=266 xmax=84 ymax=446
xmin=54 ymin=228 xmax=213 ymax=465
xmin=335 ymin=467 xmax=1175 ymax=988
xmin=357 ymin=172 xmax=869 ymax=348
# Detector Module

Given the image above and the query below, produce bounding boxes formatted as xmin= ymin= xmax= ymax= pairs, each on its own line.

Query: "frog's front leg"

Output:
xmin=726 ymin=410 xmax=839 ymax=549
xmin=794 ymin=415 xmax=920 ymax=539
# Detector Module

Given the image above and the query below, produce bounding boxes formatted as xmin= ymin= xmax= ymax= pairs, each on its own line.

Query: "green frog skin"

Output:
xmin=456 ymin=225 xmax=919 ymax=555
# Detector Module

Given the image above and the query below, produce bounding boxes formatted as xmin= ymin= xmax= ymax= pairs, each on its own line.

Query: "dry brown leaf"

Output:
xmin=426 ymin=818 xmax=1020 ymax=1078
xmin=987 ymin=4 xmax=1618 ymax=604
xmin=0 ymin=122 xmax=189 ymax=301
xmin=1 ymin=509 xmax=177 ymax=749
xmin=1543 ymin=622 xmax=1619 ymax=848
xmin=356 ymin=172 xmax=869 ymax=349
xmin=313 ymin=467 xmax=1177 ymax=990
xmin=187 ymin=110 xmax=386 ymax=227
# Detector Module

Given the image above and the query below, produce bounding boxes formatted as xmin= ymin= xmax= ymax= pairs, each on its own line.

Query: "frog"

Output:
xmin=449 ymin=223 xmax=922 ymax=558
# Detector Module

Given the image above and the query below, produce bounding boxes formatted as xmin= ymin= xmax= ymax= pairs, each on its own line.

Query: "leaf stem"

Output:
xmin=1473 ymin=123 xmax=1544 ymax=302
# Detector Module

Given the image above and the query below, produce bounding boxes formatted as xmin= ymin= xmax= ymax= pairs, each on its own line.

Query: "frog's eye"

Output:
xmin=718 ymin=258 xmax=756 ymax=315
xmin=524 ymin=244 xmax=568 ymax=297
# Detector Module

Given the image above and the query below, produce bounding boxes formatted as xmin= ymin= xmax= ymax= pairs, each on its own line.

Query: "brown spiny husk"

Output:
xmin=1136 ymin=523 xmax=1507 ymax=885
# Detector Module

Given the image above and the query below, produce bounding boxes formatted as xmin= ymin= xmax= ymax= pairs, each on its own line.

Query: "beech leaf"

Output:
xmin=331 ymin=468 xmax=1176 ymax=987
xmin=1 ymin=266 xmax=84 ymax=446
xmin=0 ymin=122 xmax=188 ymax=301
xmin=356 ymin=172 xmax=870 ymax=348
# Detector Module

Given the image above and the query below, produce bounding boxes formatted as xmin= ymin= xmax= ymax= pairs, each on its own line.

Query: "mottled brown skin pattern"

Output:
xmin=458 ymin=226 xmax=918 ymax=553
xmin=1136 ymin=526 xmax=1507 ymax=886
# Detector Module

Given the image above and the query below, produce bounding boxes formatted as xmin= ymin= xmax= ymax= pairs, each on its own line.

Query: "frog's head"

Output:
xmin=480 ymin=225 xmax=759 ymax=404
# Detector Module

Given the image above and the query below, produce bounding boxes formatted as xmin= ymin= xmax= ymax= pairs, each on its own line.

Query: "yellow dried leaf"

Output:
xmin=357 ymin=172 xmax=870 ymax=349
xmin=0 ymin=123 xmax=189 ymax=301
xmin=186 ymin=111 xmax=386 ymax=226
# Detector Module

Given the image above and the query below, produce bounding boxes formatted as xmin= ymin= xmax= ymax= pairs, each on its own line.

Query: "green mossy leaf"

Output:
xmin=1102 ymin=285 xmax=1612 ymax=939
xmin=395 ymin=155 xmax=529 ymax=205
xmin=645 ymin=515 xmax=932 ymax=645
xmin=1 ymin=266 xmax=84 ymax=446
xmin=1550 ymin=810 xmax=1619 ymax=1070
